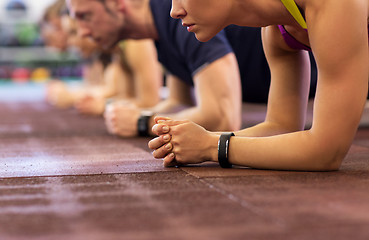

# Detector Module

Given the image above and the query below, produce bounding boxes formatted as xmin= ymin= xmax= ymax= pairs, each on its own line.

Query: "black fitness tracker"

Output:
xmin=137 ymin=111 xmax=154 ymax=137
xmin=218 ymin=132 xmax=235 ymax=168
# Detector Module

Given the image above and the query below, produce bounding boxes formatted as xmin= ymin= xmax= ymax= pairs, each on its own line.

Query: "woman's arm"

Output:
xmin=236 ymin=25 xmax=311 ymax=137
xmin=224 ymin=0 xmax=368 ymax=170
xmin=150 ymin=0 xmax=368 ymax=171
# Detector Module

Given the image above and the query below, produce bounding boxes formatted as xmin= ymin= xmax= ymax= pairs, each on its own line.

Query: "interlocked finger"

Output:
xmin=148 ymin=134 xmax=171 ymax=150
xmin=152 ymin=142 xmax=173 ymax=159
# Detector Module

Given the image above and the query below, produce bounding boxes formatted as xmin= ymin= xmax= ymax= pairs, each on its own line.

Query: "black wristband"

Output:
xmin=218 ymin=132 xmax=235 ymax=168
xmin=137 ymin=112 xmax=154 ymax=137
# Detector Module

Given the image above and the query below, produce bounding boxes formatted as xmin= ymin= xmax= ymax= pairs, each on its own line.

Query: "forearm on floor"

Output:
xmin=212 ymin=129 xmax=346 ymax=171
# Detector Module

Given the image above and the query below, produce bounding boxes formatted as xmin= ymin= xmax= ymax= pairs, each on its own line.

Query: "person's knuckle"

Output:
xmin=175 ymin=146 xmax=182 ymax=154
xmin=170 ymin=136 xmax=178 ymax=144
xmin=175 ymin=155 xmax=183 ymax=163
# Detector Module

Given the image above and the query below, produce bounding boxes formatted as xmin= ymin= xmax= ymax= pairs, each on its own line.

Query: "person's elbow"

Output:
xmin=315 ymin=150 xmax=344 ymax=171
xmin=204 ymin=106 xmax=241 ymax=132
xmin=221 ymin=114 xmax=241 ymax=132
xmin=309 ymin=133 xmax=351 ymax=171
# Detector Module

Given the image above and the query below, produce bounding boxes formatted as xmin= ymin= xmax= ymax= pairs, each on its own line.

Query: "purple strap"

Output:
xmin=279 ymin=25 xmax=369 ymax=50
xmin=278 ymin=25 xmax=311 ymax=51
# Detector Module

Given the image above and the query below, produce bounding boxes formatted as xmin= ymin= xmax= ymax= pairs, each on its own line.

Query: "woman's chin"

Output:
xmin=193 ymin=29 xmax=219 ymax=42
xmin=194 ymin=32 xmax=214 ymax=42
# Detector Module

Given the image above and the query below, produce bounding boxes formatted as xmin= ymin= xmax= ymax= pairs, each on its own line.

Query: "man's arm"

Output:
xmin=150 ymin=74 xmax=194 ymax=114
xmin=150 ymin=52 xmax=242 ymax=132
xmin=125 ymin=39 xmax=163 ymax=108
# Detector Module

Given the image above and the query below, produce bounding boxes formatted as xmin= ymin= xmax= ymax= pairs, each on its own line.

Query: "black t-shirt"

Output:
xmin=224 ymin=25 xmax=271 ymax=103
xmin=224 ymin=25 xmax=317 ymax=102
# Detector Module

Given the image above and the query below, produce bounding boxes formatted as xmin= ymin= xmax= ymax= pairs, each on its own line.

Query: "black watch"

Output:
xmin=218 ymin=132 xmax=235 ymax=168
xmin=137 ymin=111 xmax=155 ymax=137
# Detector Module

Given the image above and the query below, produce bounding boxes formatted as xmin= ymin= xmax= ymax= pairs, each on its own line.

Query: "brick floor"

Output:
xmin=1 ymin=84 xmax=369 ymax=240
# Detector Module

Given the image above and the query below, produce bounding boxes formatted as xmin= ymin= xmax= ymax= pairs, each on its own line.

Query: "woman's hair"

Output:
xmin=42 ymin=0 xmax=68 ymax=23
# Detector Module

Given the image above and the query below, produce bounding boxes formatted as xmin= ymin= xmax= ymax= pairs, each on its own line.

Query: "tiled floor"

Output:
xmin=1 ymin=84 xmax=369 ymax=240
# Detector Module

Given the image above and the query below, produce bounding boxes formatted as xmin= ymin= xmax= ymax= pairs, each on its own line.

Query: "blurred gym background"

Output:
xmin=0 ymin=0 xmax=82 ymax=84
